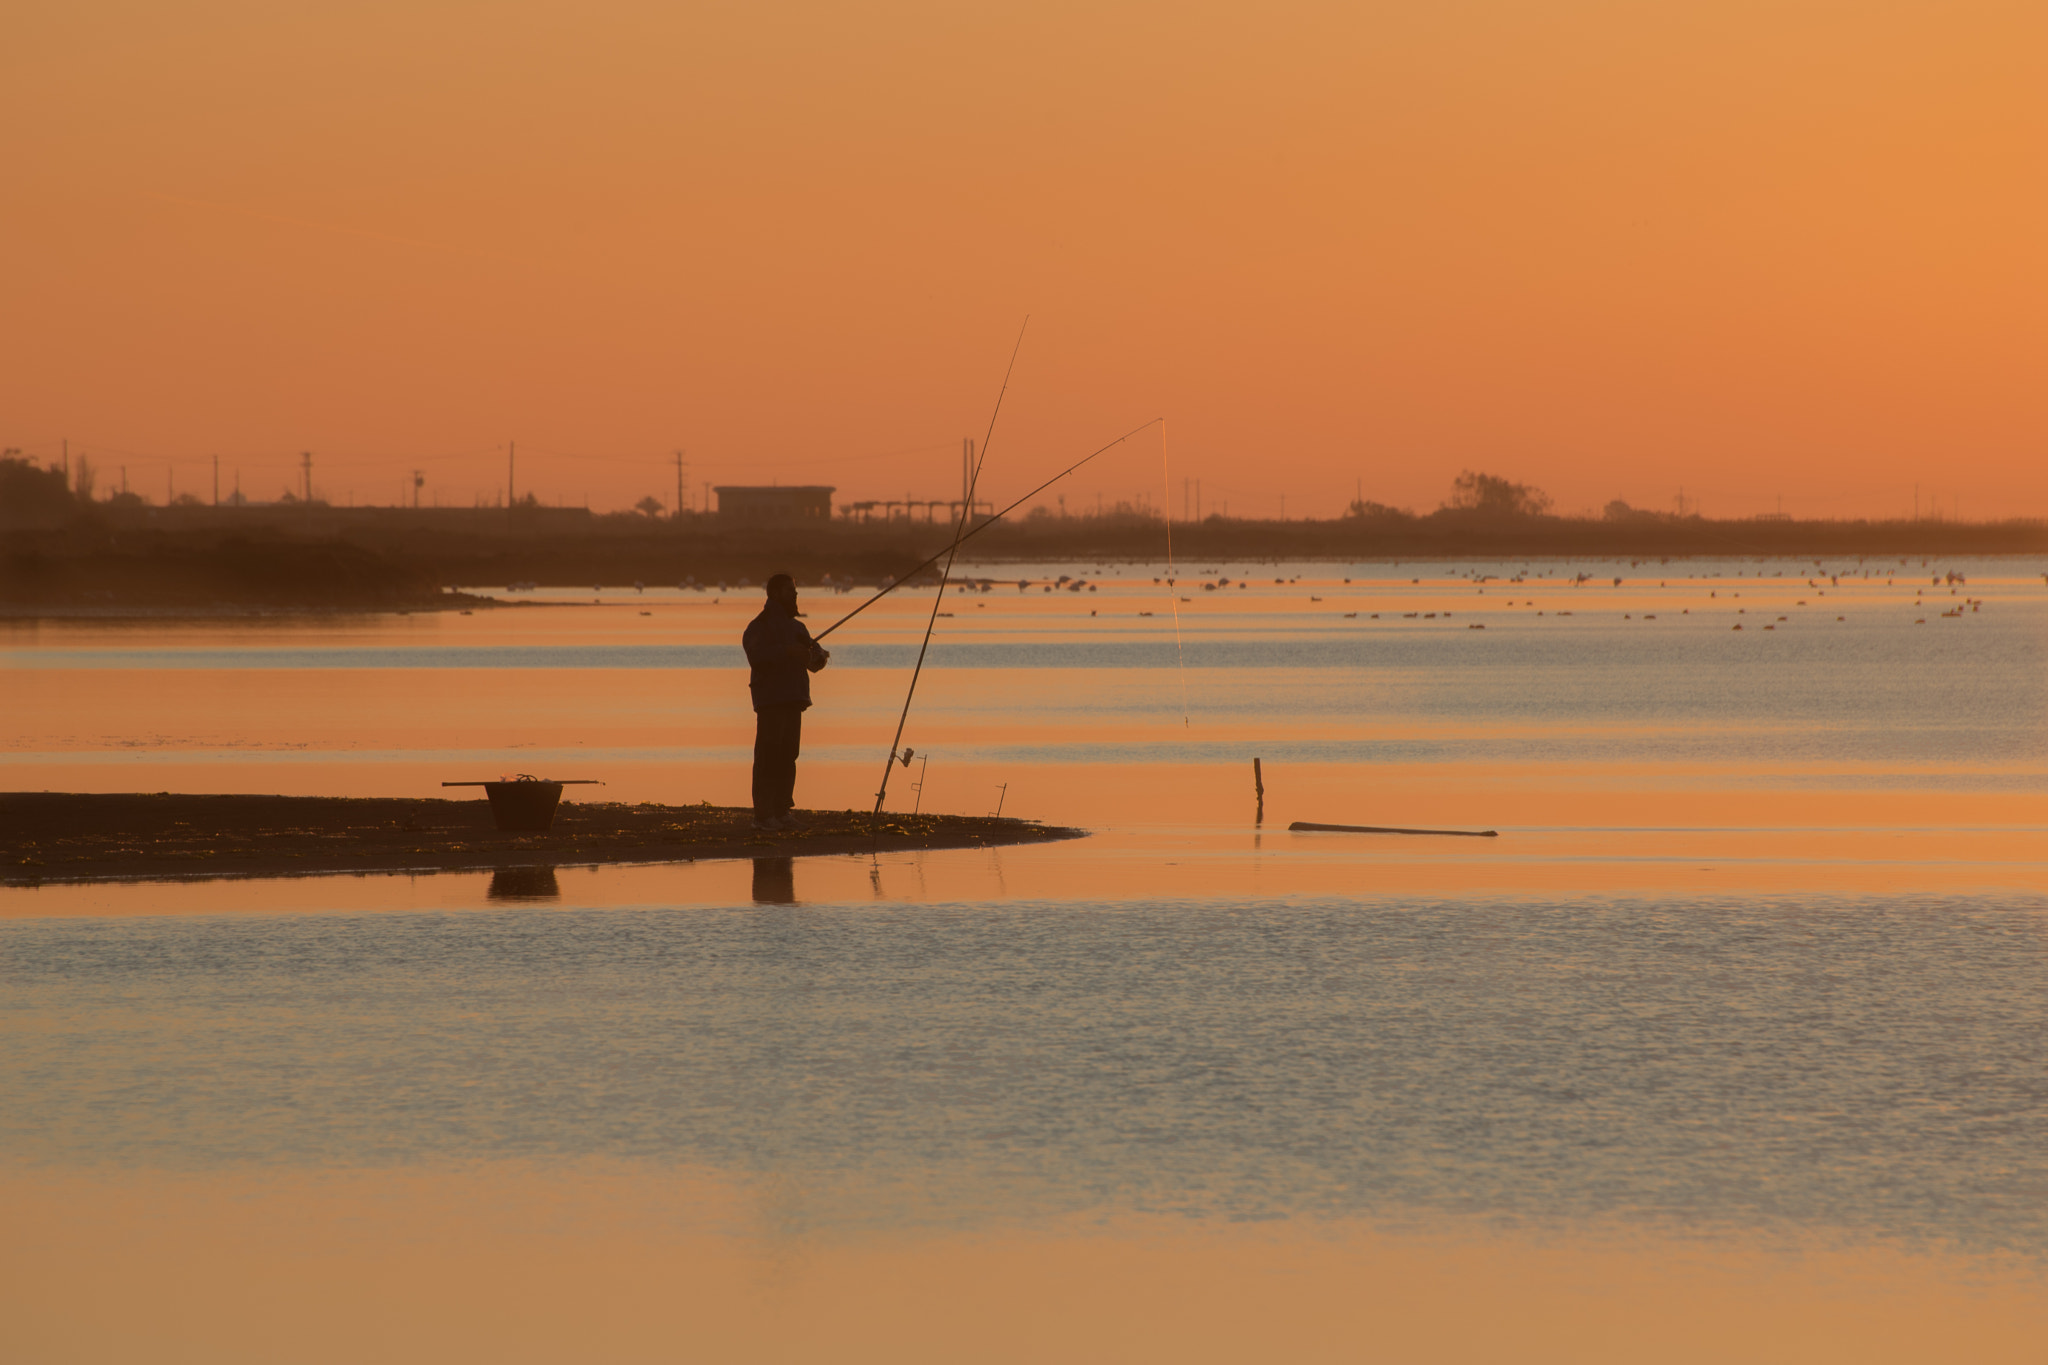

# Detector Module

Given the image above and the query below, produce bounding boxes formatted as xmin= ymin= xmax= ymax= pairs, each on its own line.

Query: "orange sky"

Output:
xmin=4 ymin=0 xmax=2044 ymax=521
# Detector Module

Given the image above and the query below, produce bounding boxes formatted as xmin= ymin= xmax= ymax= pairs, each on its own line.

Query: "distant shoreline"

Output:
xmin=4 ymin=507 xmax=2042 ymax=613
xmin=1 ymin=793 xmax=1085 ymax=888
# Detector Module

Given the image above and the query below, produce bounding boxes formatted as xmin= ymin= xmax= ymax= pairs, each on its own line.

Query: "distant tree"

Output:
xmin=0 ymin=455 xmax=77 ymax=527
xmin=1343 ymin=498 xmax=1413 ymax=521
xmin=1444 ymin=471 xmax=1552 ymax=518
xmin=171 ymin=492 xmax=206 ymax=507
xmin=72 ymin=454 xmax=96 ymax=502
xmin=634 ymin=495 xmax=665 ymax=518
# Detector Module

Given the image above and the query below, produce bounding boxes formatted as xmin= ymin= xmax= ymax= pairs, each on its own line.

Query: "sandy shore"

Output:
xmin=1 ymin=792 xmax=1083 ymax=887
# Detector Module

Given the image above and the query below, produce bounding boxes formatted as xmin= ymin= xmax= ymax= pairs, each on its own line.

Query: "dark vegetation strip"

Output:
xmin=5 ymin=489 xmax=2043 ymax=612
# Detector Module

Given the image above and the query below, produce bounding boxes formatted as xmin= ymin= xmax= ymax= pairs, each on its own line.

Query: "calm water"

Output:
xmin=5 ymin=557 xmax=2047 ymax=1360
xmin=9 ymin=893 xmax=2047 ymax=1256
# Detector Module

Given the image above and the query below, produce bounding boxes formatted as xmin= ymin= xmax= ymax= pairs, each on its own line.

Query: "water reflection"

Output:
xmin=5 ymin=564 xmax=2048 ymax=1356
xmin=12 ymin=893 xmax=2045 ymax=1258
xmin=751 ymin=857 xmax=795 ymax=904
xmin=486 ymin=866 xmax=561 ymax=900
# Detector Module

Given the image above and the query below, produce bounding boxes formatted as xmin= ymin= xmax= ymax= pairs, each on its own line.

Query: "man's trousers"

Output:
xmin=752 ymin=706 xmax=803 ymax=818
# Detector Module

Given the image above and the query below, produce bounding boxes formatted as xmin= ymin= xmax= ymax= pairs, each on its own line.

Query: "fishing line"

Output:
xmin=1159 ymin=420 xmax=1189 ymax=728
xmin=872 ymin=319 xmax=1028 ymax=816
xmin=813 ymin=415 xmax=1165 ymax=644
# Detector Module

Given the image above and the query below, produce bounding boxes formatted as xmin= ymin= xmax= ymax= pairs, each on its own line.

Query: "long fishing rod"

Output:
xmin=812 ymin=414 xmax=1165 ymax=644
xmin=872 ymin=322 xmax=1027 ymax=816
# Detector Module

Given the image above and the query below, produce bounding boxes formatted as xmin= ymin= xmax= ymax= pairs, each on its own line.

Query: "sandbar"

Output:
xmin=2 ymin=792 xmax=1083 ymax=886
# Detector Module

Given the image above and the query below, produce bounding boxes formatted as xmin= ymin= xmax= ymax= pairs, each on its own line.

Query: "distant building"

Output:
xmin=714 ymin=485 xmax=834 ymax=524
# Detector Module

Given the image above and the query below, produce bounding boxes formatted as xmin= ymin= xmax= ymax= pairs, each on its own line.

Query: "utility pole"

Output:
xmin=62 ymin=438 xmax=68 ymax=486
xmin=213 ymin=455 xmax=219 ymax=507
xmin=167 ymin=466 xmax=174 ymax=504
xmin=508 ymin=441 xmax=515 ymax=508
xmin=1196 ymin=479 xmax=1202 ymax=521
xmin=963 ymin=437 xmax=974 ymax=511
xmin=301 ymin=451 xmax=312 ymax=504
xmin=674 ymin=450 xmax=687 ymax=519
xmin=412 ymin=470 xmax=424 ymax=509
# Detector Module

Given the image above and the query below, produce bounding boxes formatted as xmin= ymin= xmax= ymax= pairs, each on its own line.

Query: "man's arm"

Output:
xmin=795 ymin=622 xmax=828 ymax=672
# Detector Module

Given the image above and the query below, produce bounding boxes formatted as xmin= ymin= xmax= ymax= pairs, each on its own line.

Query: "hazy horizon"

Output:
xmin=5 ymin=1 xmax=2044 ymax=521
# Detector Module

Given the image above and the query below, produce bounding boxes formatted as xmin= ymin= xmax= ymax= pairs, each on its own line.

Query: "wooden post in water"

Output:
xmin=1253 ymin=757 xmax=1264 ymax=824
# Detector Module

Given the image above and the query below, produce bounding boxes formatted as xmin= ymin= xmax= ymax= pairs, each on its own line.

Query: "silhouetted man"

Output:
xmin=743 ymin=573 xmax=828 ymax=830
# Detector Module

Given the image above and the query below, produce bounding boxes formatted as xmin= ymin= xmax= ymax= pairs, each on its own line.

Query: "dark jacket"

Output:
xmin=743 ymin=601 xmax=825 ymax=711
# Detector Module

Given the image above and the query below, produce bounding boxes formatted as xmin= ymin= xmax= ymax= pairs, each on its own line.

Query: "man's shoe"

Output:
xmin=779 ymin=811 xmax=807 ymax=830
xmin=752 ymin=814 xmax=784 ymax=832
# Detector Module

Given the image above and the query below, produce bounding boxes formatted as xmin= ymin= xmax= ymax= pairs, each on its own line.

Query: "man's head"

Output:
xmin=765 ymin=573 xmax=797 ymax=611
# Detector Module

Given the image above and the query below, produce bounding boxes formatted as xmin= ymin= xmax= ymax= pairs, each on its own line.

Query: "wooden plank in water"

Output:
xmin=1289 ymin=821 xmax=1498 ymax=838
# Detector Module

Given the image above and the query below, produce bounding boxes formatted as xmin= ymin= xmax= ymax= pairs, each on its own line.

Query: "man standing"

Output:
xmin=742 ymin=573 xmax=829 ymax=830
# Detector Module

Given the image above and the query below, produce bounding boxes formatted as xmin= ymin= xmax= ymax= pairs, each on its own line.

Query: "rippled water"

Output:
xmin=9 ymin=892 xmax=2047 ymax=1258
xmin=5 ymin=557 xmax=2047 ymax=1360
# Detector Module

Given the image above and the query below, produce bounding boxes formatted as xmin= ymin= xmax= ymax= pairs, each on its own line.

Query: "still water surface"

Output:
xmin=4 ymin=558 xmax=2046 ymax=1361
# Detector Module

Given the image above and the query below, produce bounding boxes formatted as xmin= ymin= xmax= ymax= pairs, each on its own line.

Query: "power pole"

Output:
xmin=301 ymin=451 xmax=312 ymax=503
xmin=674 ymin=450 xmax=687 ymax=519
xmin=508 ymin=441 xmax=515 ymax=507
xmin=212 ymin=455 xmax=219 ymax=507
xmin=412 ymin=470 xmax=424 ymax=509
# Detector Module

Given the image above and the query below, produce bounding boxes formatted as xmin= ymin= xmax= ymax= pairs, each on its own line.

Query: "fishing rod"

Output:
xmin=871 ymin=322 xmax=1026 ymax=816
xmin=812 ymin=415 xmax=1165 ymax=643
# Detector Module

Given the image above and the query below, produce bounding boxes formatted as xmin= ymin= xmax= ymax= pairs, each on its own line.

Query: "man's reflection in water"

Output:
xmin=752 ymin=856 xmax=796 ymax=904
xmin=487 ymin=866 xmax=561 ymax=900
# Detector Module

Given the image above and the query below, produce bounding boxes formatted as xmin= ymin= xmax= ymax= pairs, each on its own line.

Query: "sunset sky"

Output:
xmin=4 ymin=0 xmax=2043 ymax=520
